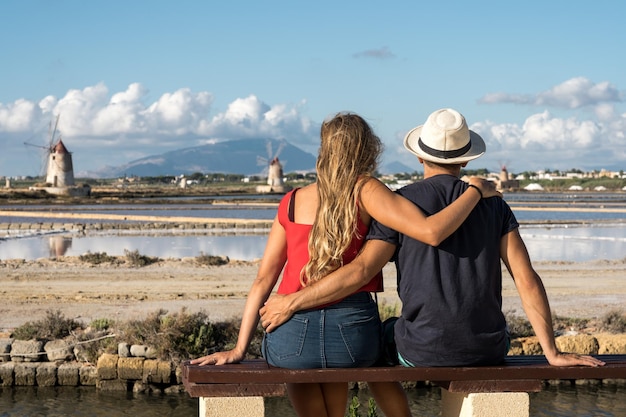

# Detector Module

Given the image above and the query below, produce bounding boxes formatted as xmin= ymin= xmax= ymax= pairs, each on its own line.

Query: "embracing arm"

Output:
xmin=191 ymin=217 xmax=287 ymax=366
xmin=360 ymin=177 xmax=499 ymax=246
xmin=501 ymin=229 xmax=604 ymax=367
xmin=260 ymin=239 xmax=395 ymax=333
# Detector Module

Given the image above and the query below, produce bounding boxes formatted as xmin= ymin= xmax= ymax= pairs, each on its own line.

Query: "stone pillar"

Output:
xmin=441 ymin=389 xmax=529 ymax=417
xmin=200 ymin=397 xmax=266 ymax=417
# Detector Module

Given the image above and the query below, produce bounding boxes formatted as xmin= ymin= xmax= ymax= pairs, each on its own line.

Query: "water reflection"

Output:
xmin=0 ymin=386 xmax=197 ymax=417
xmin=1 ymin=384 xmax=624 ymax=417
xmin=48 ymin=236 xmax=72 ymax=257
xmin=1 ymin=223 xmax=625 ymax=262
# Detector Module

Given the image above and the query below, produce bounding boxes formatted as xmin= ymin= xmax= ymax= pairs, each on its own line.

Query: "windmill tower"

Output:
xmin=256 ymin=140 xmax=292 ymax=194
xmin=46 ymin=139 xmax=75 ymax=187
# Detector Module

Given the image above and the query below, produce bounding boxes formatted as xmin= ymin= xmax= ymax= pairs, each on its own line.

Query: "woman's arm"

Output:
xmin=261 ymin=239 xmax=396 ymax=333
xmin=360 ymin=177 xmax=499 ymax=246
xmin=190 ymin=216 xmax=287 ymax=366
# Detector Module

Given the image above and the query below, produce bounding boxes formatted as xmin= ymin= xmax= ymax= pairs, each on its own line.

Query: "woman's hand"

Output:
xmin=189 ymin=349 xmax=245 ymax=366
xmin=468 ymin=176 xmax=502 ymax=199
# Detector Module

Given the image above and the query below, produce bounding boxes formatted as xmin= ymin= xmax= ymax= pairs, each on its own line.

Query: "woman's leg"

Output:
xmin=320 ymin=382 xmax=349 ymax=417
xmin=287 ymin=382 xmax=348 ymax=417
xmin=368 ymin=381 xmax=412 ymax=417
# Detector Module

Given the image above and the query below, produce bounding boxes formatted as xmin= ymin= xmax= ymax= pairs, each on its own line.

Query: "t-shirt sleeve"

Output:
xmin=500 ymin=199 xmax=519 ymax=237
xmin=367 ymin=217 xmax=401 ymax=245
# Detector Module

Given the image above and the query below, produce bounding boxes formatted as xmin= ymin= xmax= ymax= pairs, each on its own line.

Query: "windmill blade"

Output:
xmin=266 ymin=140 xmax=273 ymax=159
xmin=274 ymin=141 xmax=286 ymax=159
xmin=256 ymin=155 xmax=268 ymax=166
xmin=48 ymin=114 xmax=60 ymax=148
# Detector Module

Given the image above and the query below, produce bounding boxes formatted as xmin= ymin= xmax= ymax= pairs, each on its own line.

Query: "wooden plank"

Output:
xmin=185 ymin=382 xmax=287 ymax=398
xmin=435 ymin=379 xmax=543 ymax=393
xmin=183 ymin=355 xmax=626 ymax=386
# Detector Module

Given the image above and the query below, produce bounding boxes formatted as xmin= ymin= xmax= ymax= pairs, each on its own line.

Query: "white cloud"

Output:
xmin=479 ymin=77 xmax=622 ymax=109
xmin=0 ymin=83 xmax=318 ymax=176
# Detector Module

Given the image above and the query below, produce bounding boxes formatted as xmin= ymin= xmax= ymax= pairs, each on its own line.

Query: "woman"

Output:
xmin=191 ymin=113 xmax=498 ymax=417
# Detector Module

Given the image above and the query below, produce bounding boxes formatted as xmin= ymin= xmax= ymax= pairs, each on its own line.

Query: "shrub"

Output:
xmin=115 ymin=308 xmax=257 ymax=362
xmin=600 ymin=309 xmax=626 ymax=334
xmin=71 ymin=330 xmax=117 ymax=363
xmin=12 ymin=310 xmax=82 ymax=340
xmin=90 ymin=318 xmax=115 ymax=331
xmin=79 ymin=251 xmax=118 ymax=265
xmin=124 ymin=249 xmax=159 ymax=267
xmin=504 ymin=310 xmax=533 ymax=338
xmin=552 ymin=314 xmax=589 ymax=333
xmin=195 ymin=252 xmax=229 ymax=266
xmin=378 ymin=300 xmax=400 ymax=322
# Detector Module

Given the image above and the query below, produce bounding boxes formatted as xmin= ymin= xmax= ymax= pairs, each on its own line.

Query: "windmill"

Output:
xmin=496 ymin=160 xmax=519 ymax=191
xmin=23 ymin=115 xmax=75 ymax=187
xmin=256 ymin=140 xmax=287 ymax=186
xmin=255 ymin=139 xmax=292 ymax=193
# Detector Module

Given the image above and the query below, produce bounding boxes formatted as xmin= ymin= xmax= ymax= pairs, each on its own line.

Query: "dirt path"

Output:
xmin=1 ymin=257 xmax=625 ymax=331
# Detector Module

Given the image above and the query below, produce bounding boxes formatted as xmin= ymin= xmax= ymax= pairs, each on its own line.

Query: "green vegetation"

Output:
xmin=346 ymin=396 xmax=378 ymax=417
xmin=11 ymin=310 xmax=82 ymax=341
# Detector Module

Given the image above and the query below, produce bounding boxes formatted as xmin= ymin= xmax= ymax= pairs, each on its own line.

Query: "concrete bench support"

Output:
xmin=200 ymin=397 xmax=265 ymax=417
xmin=441 ymin=390 xmax=529 ymax=417
xmin=198 ymin=391 xmax=530 ymax=417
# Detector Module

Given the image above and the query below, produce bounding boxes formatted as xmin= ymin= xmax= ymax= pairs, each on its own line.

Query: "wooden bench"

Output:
xmin=182 ymin=354 xmax=626 ymax=417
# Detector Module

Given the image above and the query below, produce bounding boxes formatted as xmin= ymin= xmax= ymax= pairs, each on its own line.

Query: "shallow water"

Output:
xmin=2 ymin=222 xmax=625 ymax=263
xmin=1 ymin=384 xmax=625 ymax=416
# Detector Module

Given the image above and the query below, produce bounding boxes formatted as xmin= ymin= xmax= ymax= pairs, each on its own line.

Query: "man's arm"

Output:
xmin=500 ymin=229 xmax=605 ymax=367
xmin=260 ymin=239 xmax=396 ymax=332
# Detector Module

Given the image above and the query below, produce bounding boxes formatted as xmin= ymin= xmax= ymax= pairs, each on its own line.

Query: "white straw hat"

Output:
xmin=404 ymin=108 xmax=485 ymax=164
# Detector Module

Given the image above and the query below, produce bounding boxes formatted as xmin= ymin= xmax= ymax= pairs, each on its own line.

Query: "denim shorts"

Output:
xmin=262 ymin=292 xmax=381 ymax=369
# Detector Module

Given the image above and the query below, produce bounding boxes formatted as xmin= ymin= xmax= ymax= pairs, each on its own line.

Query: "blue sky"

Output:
xmin=1 ymin=0 xmax=625 ymax=177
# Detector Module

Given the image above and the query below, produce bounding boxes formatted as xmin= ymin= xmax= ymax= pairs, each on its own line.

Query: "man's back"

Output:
xmin=368 ymin=174 xmax=518 ymax=366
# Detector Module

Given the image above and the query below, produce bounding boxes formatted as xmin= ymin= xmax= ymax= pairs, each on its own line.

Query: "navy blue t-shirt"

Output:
xmin=367 ymin=174 xmax=519 ymax=366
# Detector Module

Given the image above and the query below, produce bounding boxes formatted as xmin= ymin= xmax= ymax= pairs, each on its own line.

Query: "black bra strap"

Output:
xmin=288 ymin=189 xmax=297 ymax=222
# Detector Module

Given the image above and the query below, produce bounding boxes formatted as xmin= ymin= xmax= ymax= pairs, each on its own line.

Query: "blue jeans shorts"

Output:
xmin=262 ymin=292 xmax=381 ymax=369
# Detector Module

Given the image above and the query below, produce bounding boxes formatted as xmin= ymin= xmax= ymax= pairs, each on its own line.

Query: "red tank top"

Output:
xmin=276 ymin=188 xmax=384 ymax=296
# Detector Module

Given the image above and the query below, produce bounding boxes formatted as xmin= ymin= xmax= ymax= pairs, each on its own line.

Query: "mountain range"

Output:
xmin=86 ymin=139 xmax=318 ymax=178
xmin=83 ymin=138 xmax=416 ymax=178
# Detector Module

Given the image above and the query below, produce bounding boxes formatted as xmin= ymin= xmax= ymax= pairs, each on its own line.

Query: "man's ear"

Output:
xmin=461 ymin=162 xmax=468 ymax=168
xmin=418 ymin=157 xmax=424 ymax=164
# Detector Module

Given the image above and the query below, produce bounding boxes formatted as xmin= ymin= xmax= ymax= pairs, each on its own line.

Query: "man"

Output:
xmin=261 ymin=108 xmax=603 ymax=368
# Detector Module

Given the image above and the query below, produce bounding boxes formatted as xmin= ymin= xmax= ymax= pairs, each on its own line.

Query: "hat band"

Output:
xmin=418 ymin=138 xmax=471 ymax=159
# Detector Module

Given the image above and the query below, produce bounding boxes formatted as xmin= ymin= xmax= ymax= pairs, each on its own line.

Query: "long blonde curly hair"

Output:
xmin=302 ymin=112 xmax=382 ymax=285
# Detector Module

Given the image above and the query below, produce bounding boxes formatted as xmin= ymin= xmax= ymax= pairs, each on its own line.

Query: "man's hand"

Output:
xmin=259 ymin=294 xmax=294 ymax=333
xmin=546 ymin=351 xmax=606 ymax=367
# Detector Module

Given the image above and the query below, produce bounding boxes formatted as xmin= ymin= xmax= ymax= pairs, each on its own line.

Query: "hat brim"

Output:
xmin=403 ymin=125 xmax=486 ymax=164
